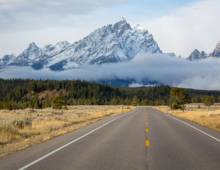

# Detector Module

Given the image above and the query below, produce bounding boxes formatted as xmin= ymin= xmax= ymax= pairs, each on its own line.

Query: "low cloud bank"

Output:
xmin=0 ymin=53 xmax=220 ymax=90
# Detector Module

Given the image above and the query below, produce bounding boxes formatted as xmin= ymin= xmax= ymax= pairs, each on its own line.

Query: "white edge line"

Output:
xmin=18 ymin=113 xmax=129 ymax=170
xmin=165 ymin=113 xmax=220 ymax=143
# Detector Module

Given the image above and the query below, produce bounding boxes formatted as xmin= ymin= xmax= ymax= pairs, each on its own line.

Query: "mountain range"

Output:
xmin=0 ymin=20 xmax=161 ymax=71
xmin=187 ymin=42 xmax=220 ymax=61
xmin=1 ymin=19 xmax=219 ymax=70
xmin=0 ymin=19 xmax=220 ymax=88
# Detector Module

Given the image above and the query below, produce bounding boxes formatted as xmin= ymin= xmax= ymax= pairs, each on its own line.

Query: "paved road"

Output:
xmin=0 ymin=107 xmax=220 ymax=170
xmin=147 ymin=108 xmax=220 ymax=170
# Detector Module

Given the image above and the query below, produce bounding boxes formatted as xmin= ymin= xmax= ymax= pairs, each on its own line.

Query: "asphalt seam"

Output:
xmin=165 ymin=113 xmax=220 ymax=143
xmin=18 ymin=112 xmax=131 ymax=170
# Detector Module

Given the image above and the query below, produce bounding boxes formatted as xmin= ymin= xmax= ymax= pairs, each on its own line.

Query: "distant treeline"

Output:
xmin=0 ymin=79 xmax=220 ymax=109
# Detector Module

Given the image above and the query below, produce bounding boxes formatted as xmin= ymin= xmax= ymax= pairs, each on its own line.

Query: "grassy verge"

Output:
xmin=156 ymin=105 xmax=220 ymax=132
xmin=0 ymin=105 xmax=134 ymax=157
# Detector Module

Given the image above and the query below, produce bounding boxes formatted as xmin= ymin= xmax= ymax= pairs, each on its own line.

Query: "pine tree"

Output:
xmin=169 ymin=88 xmax=186 ymax=111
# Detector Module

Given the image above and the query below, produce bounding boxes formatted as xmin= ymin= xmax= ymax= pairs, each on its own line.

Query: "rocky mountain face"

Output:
xmin=0 ymin=20 xmax=161 ymax=71
xmin=0 ymin=54 xmax=16 ymax=65
xmin=188 ymin=49 xmax=207 ymax=61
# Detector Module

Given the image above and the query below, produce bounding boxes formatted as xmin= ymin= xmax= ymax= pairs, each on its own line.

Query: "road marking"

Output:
xmin=165 ymin=113 xmax=220 ymax=143
xmin=146 ymin=128 xmax=149 ymax=133
xmin=18 ymin=113 xmax=130 ymax=170
xmin=145 ymin=139 xmax=150 ymax=147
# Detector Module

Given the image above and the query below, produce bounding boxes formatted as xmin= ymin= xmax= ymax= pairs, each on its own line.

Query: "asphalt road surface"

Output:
xmin=0 ymin=107 xmax=220 ymax=170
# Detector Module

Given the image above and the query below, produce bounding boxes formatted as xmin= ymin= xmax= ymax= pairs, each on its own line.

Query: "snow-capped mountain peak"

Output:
xmin=44 ymin=19 xmax=161 ymax=70
xmin=23 ymin=42 xmax=42 ymax=59
xmin=112 ymin=19 xmax=131 ymax=34
xmin=9 ymin=42 xmax=43 ymax=66
xmin=0 ymin=54 xmax=16 ymax=65
xmin=134 ymin=24 xmax=148 ymax=33
xmin=25 ymin=42 xmax=42 ymax=58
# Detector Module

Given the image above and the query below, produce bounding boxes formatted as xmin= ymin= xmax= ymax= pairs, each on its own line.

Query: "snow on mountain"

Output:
xmin=46 ymin=19 xmax=161 ymax=70
xmin=0 ymin=54 xmax=16 ymax=66
xmin=8 ymin=42 xmax=44 ymax=67
xmin=43 ymin=41 xmax=71 ymax=57
xmin=187 ymin=49 xmax=207 ymax=61
xmin=0 ymin=19 xmax=161 ymax=71
xmin=210 ymin=42 xmax=220 ymax=57
xmin=36 ymin=41 xmax=73 ymax=70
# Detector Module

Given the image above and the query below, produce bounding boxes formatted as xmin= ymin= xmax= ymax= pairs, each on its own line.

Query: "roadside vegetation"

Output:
xmin=157 ymin=88 xmax=220 ymax=132
xmin=0 ymin=105 xmax=133 ymax=157
xmin=157 ymin=104 xmax=220 ymax=132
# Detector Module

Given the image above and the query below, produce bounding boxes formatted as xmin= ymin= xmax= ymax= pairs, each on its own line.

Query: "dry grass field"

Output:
xmin=156 ymin=104 xmax=220 ymax=132
xmin=0 ymin=105 xmax=133 ymax=157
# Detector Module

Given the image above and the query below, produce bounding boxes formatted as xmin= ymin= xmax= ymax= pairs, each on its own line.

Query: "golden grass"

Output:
xmin=0 ymin=105 xmax=134 ymax=157
xmin=156 ymin=105 xmax=220 ymax=132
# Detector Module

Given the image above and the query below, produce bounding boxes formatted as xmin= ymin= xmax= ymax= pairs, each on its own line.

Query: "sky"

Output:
xmin=0 ymin=0 xmax=219 ymax=57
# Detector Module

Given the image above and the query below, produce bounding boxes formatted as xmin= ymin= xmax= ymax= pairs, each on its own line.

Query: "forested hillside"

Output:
xmin=0 ymin=79 xmax=220 ymax=109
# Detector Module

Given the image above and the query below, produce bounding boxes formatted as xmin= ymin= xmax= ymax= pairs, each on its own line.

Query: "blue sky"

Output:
xmin=117 ymin=0 xmax=197 ymax=18
xmin=100 ymin=0 xmax=198 ymax=26
xmin=0 ymin=0 xmax=219 ymax=57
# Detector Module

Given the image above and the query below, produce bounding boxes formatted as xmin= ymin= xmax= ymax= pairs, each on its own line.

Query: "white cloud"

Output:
xmin=0 ymin=0 xmax=126 ymax=56
xmin=0 ymin=0 xmax=126 ymax=31
xmin=1 ymin=53 xmax=220 ymax=90
xmin=144 ymin=0 xmax=220 ymax=57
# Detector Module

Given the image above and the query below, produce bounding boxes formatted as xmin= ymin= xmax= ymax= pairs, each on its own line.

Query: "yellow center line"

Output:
xmin=145 ymin=139 xmax=150 ymax=147
xmin=146 ymin=128 xmax=149 ymax=133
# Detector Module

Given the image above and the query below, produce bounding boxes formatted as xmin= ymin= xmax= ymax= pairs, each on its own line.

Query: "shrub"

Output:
xmin=12 ymin=118 xmax=32 ymax=129
xmin=0 ymin=124 xmax=20 ymax=145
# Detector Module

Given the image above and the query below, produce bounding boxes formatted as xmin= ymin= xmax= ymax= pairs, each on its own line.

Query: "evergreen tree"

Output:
xmin=169 ymin=88 xmax=187 ymax=111
xmin=202 ymin=96 xmax=215 ymax=110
